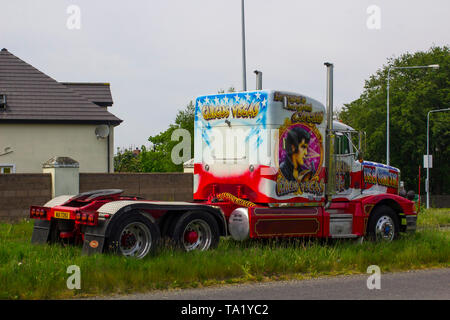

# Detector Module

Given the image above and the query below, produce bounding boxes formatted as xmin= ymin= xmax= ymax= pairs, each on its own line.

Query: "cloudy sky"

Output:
xmin=1 ymin=0 xmax=449 ymax=151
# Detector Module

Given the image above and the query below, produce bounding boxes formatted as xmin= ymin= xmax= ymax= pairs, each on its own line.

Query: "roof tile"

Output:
xmin=0 ymin=49 xmax=122 ymax=125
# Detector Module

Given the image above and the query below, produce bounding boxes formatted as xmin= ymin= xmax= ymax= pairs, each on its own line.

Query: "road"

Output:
xmin=94 ymin=268 xmax=449 ymax=300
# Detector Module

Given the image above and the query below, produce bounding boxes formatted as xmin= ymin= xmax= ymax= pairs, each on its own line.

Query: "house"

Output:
xmin=0 ymin=48 xmax=122 ymax=173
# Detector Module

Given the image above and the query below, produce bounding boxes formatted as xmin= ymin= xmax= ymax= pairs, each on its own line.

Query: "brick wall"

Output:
xmin=0 ymin=174 xmax=52 ymax=222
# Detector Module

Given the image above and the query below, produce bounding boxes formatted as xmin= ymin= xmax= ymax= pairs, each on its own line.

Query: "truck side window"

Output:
xmin=335 ymin=133 xmax=351 ymax=155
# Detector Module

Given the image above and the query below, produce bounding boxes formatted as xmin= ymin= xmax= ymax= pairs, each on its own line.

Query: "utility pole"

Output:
xmin=241 ymin=0 xmax=247 ymax=91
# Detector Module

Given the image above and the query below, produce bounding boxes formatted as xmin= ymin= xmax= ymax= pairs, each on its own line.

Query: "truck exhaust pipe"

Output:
xmin=324 ymin=62 xmax=336 ymax=207
xmin=254 ymin=70 xmax=262 ymax=90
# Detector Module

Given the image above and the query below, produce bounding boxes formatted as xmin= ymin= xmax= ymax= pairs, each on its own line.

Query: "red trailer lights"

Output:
xmin=30 ymin=207 xmax=48 ymax=219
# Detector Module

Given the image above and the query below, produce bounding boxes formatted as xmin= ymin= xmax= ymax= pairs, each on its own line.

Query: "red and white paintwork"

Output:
xmin=192 ymin=90 xmax=416 ymax=239
xmin=30 ymin=90 xmax=417 ymax=244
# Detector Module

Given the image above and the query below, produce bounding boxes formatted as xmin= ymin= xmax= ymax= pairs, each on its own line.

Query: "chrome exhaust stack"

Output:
xmin=324 ymin=62 xmax=336 ymax=207
xmin=254 ymin=70 xmax=262 ymax=90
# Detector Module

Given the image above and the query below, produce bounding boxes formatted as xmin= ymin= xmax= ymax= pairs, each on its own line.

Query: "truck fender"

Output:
xmin=360 ymin=193 xmax=416 ymax=234
xmin=82 ymin=209 xmax=155 ymax=256
xmin=99 ymin=201 xmax=227 ymax=237
xmin=81 ymin=201 xmax=153 ymax=255
xmin=82 ymin=201 xmax=227 ymax=255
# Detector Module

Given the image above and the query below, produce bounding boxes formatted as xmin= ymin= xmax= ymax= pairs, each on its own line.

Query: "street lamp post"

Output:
xmin=426 ymin=108 xmax=450 ymax=208
xmin=241 ymin=0 xmax=247 ymax=92
xmin=386 ymin=64 xmax=439 ymax=166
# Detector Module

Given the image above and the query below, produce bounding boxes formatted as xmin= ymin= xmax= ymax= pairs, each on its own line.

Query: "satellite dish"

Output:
xmin=95 ymin=125 xmax=110 ymax=139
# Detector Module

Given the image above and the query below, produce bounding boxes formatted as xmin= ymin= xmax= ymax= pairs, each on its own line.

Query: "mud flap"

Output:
xmin=82 ymin=223 xmax=108 ymax=255
xmin=405 ymin=215 xmax=417 ymax=232
xmin=31 ymin=220 xmax=52 ymax=244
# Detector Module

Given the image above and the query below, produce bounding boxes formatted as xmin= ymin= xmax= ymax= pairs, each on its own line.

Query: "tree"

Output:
xmin=114 ymin=148 xmax=141 ymax=172
xmin=114 ymin=102 xmax=195 ymax=173
xmin=340 ymin=46 xmax=449 ymax=194
xmin=145 ymin=101 xmax=196 ymax=172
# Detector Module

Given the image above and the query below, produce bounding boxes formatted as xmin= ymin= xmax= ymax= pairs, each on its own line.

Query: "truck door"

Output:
xmin=334 ymin=131 xmax=361 ymax=197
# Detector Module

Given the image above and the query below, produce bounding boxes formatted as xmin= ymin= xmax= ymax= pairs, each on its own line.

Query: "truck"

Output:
xmin=30 ymin=63 xmax=417 ymax=258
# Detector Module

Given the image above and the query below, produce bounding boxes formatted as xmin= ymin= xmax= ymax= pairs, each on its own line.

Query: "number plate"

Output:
xmin=54 ymin=211 xmax=71 ymax=219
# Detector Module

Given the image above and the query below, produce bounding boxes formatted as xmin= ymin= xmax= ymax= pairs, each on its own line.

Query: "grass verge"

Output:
xmin=417 ymin=207 xmax=450 ymax=228
xmin=0 ymin=208 xmax=449 ymax=299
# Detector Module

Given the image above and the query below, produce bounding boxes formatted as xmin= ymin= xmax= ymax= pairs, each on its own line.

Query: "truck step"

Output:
xmin=330 ymin=234 xmax=358 ymax=239
xmin=329 ymin=213 xmax=353 ymax=237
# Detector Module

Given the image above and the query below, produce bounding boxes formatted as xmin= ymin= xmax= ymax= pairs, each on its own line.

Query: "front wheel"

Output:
xmin=106 ymin=212 xmax=160 ymax=258
xmin=367 ymin=205 xmax=399 ymax=242
xmin=172 ymin=211 xmax=220 ymax=251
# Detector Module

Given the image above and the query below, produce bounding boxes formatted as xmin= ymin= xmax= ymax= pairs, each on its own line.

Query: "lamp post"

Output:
xmin=426 ymin=108 xmax=450 ymax=208
xmin=241 ymin=0 xmax=247 ymax=91
xmin=386 ymin=64 xmax=439 ymax=166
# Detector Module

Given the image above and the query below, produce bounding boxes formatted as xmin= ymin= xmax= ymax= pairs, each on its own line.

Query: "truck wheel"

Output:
xmin=107 ymin=212 xmax=160 ymax=258
xmin=172 ymin=211 xmax=220 ymax=251
xmin=367 ymin=205 xmax=399 ymax=241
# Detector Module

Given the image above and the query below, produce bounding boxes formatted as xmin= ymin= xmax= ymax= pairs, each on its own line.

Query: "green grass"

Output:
xmin=0 ymin=208 xmax=449 ymax=299
xmin=417 ymin=207 xmax=450 ymax=228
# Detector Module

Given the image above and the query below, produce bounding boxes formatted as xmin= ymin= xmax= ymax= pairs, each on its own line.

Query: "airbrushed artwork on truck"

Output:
xmin=273 ymin=92 xmax=325 ymax=200
xmin=362 ymin=162 xmax=399 ymax=194
xmin=200 ymin=91 xmax=267 ymax=144
xmin=276 ymin=121 xmax=324 ymax=197
xmin=193 ymin=90 xmax=327 ymax=203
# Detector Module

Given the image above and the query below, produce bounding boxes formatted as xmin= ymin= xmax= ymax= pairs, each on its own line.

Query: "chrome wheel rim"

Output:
xmin=119 ymin=222 xmax=152 ymax=258
xmin=375 ymin=215 xmax=395 ymax=241
xmin=182 ymin=219 xmax=212 ymax=251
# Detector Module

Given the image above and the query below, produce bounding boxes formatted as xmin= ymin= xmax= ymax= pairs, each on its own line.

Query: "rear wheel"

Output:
xmin=367 ymin=205 xmax=399 ymax=241
xmin=106 ymin=212 xmax=160 ymax=258
xmin=172 ymin=211 xmax=220 ymax=251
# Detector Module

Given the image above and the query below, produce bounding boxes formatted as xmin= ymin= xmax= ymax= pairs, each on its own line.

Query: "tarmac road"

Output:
xmin=95 ymin=268 xmax=449 ymax=300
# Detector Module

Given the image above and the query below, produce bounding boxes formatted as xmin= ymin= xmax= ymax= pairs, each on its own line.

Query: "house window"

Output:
xmin=0 ymin=164 xmax=15 ymax=174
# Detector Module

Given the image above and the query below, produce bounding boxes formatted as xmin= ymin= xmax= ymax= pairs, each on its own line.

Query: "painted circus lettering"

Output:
xmin=201 ymin=103 xmax=259 ymax=121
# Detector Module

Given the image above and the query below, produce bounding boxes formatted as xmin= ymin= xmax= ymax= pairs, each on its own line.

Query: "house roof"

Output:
xmin=0 ymin=48 xmax=122 ymax=125
xmin=61 ymin=82 xmax=114 ymax=107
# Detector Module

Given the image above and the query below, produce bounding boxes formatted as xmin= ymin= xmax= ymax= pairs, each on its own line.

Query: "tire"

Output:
xmin=171 ymin=211 xmax=220 ymax=251
xmin=106 ymin=212 xmax=160 ymax=258
xmin=366 ymin=205 xmax=399 ymax=242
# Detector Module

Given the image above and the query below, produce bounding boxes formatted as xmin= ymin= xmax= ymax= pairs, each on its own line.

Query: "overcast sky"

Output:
xmin=1 ymin=0 xmax=449 ymax=151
